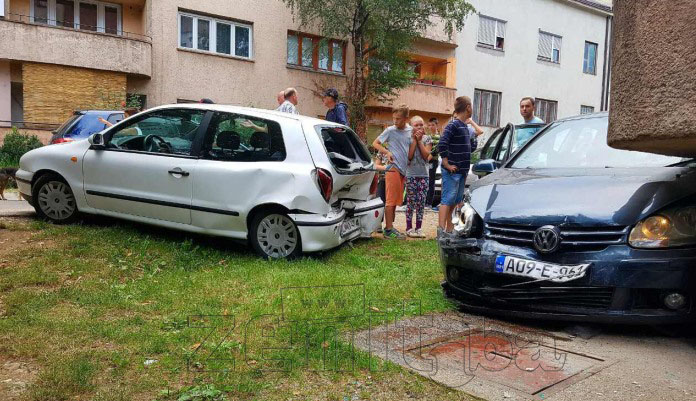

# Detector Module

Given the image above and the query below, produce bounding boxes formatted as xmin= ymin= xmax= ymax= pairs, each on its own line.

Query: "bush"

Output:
xmin=0 ymin=127 xmax=43 ymax=167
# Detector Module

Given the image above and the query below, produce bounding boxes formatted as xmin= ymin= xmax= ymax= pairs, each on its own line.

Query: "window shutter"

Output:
xmin=478 ymin=16 xmax=496 ymax=46
xmin=538 ymin=32 xmax=553 ymax=59
xmin=496 ymin=20 xmax=506 ymax=39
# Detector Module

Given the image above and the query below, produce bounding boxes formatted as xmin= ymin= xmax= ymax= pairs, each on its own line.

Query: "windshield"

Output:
xmin=54 ymin=114 xmax=82 ymax=136
xmin=511 ymin=117 xmax=684 ymax=168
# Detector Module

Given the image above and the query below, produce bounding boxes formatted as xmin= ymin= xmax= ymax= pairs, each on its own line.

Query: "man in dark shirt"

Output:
xmin=438 ymin=96 xmax=483 ymax=235
xmin=323 ymin=88 xmax=349 ymax=125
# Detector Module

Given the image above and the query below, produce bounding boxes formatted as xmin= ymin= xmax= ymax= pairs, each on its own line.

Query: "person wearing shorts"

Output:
xmin=372 ymin=104 xmax=412 ymax=239
xmin=438 ymin=96 xmax=483 ymax=237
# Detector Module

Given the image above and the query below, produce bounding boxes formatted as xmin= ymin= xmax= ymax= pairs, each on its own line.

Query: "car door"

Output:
xmin=82 ymin=108 xmax=209 ymax=225
xmin=493 ymin=124 xmax=514 ymax=167
xmin=191 ymin=111 xmax=291 ymax=236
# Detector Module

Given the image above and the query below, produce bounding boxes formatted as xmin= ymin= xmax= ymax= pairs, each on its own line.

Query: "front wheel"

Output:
xmin=249 ymin=211 xmax=302 ymax=260
xmin=32 ymin=174 xmax=79 ymax=224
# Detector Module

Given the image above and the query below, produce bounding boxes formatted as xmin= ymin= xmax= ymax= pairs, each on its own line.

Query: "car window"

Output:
xmin=481 ymin=130 xmax=502 ymax=160
xmin=55 ymin=114 xmax=82 ymax=137
xmin=511 ymin=117 xmax=684 ymax=168
xmin=66 ymin=115 xmax=107 ymax=139
xmin=511 ymin=125 xmax=542 ymax=152
xmin=203 ymin=112 xmax=286 ymax=162
xmin=107 ymin=113 xmax=124 ymax=125
xmin=315 ymin=125 xmax=372 ymax=171
xmin=495 ymin=127 xmax=512 ymax=162
xmin=107 ymin=109 xmax=205 ymax=156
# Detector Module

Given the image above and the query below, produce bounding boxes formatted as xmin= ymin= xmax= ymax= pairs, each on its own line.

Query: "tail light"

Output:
xmin=51 ymin=137 xmax=74 ymax=144
xmin=369 ymin=173 xmax=379 ymax=196
xmin=315 ymin=168 xmax=333 ymax=203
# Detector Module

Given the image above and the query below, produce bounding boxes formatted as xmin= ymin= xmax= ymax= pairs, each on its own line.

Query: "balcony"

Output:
xmin=0 ymin=14 xmax=151 ymax=77
xmin=367 ymin=82 xmax=457 ymax=115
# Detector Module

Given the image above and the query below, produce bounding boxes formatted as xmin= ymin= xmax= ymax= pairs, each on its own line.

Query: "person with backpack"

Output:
xmin=323 ymin=88 xmax=349 ymax=125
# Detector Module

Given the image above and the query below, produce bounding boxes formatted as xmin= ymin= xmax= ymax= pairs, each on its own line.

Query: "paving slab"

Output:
xmin=0 ymin=192 xmax=35 ymax=217
xmin=354 ymin=311 xmax=696 ymax=401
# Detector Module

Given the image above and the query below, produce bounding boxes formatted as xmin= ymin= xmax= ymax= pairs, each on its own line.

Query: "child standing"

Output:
xmin=438 ymin=96 xmax=484 ymax=237
xmin=372 ymin=104 xmax=412 ymax=239
xmin=405 ymin=116 xmax=432 ymax=238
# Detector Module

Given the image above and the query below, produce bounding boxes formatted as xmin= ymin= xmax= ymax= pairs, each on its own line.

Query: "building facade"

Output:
xmin=0 ymin=0 xmax=458 ymax=143
xmin=456 ymin=0 xmax=612 ymax=138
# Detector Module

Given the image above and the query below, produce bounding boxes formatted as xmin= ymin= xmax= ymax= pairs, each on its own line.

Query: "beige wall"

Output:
xmin=607 ymin=0 xmax=696 ymax=157
xmin=0 ymin=127 xmax=53 ymax=145
xmin=0 ymin=61 xmax=11 ymax=127
xmin=23 ymin=63 xmax=126 ymax=124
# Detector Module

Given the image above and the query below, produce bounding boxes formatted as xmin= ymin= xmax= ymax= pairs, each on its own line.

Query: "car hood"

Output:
xmin=470 ymin=167 xmax=696 ymax=226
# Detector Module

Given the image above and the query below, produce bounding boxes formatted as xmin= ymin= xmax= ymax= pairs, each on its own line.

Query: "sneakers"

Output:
xmin=396 ymin=205 xmax=407 ymax=212
xmin=414 ymin=229 xmax=426 ymax=238
xmin=406 ymin=229 xmax=417 ymax=238
xmin=383 ymin=228 xmax=405 ymax=239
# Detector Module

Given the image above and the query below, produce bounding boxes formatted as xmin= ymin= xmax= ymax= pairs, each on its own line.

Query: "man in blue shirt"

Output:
xmin=323 ymin=88 xmax=349 ymax=125
xmin=520 ymin=97 xmax=545 ymax=124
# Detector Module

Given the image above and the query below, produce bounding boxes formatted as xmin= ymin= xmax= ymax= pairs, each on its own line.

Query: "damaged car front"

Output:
xmin=439 ymin=113 xmax=696 ymax=325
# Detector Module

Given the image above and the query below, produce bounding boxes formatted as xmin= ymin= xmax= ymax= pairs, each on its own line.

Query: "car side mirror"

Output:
xmin=88 ymin=133 xmax=105 ymax=150
xmin=472 ymin=159 xmax=496 ymax=177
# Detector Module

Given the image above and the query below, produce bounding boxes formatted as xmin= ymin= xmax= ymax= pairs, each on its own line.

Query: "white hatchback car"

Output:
xmin=16 ymin=104 xmax=384 ymax=259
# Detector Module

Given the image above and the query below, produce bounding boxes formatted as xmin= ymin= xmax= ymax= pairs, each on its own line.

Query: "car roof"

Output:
xmin=78 ymin=110 xmax=124 ymax=116
xmin=146 ymin=103 xmax=346 ymax=128
xmin=553 ymin=111 xmax=609 ymax=123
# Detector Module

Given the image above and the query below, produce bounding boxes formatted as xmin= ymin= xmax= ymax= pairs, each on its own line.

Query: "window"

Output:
xmin=107 ymin=109 xmax=206 ymax=156
xmin=538 ymin=31 xmax=562 ymax=63
xmin=204 ymin=113 xmax=286 ymax=162
xmin=478 ymin=15 xmax=506 ymax=50
xmin=178 ymin=12 xmax=253 ymax=59
xmin=481 ymin=130 xmax=503 ymax=160
xmin=473 ymin=89 xmax=502 ymax=127
xmin=583 ymin=41 xmax=598 ymax=75
xmin=581 ymin=105 xmax=595 ymax=115
xmin=287 ymin=31 xmax=346 ymax=74
xmin=31 ymin=0 xmax=121 ymax=34
xmin=536 ymin=98 xmax=558 ymax=123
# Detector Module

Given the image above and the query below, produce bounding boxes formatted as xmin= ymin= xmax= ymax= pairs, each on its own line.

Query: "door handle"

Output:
xmin=168 ymin=168 xmax=190 ymax=177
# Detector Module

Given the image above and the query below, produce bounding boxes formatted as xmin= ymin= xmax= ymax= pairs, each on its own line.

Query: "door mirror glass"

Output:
xmin=473 ymin=159 xmax=496 ymax=177
xmin=88 ymin=133 xmax=105 ymax=149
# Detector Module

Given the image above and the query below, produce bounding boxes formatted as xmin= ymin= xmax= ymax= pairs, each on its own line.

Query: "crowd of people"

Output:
xmin=270 ymin=87 xmax=546 ymax=240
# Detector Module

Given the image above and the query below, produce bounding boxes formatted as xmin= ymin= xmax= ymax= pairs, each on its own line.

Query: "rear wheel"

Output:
xmin=249 ymin=211 xmax=301 ymax=260
xmin=32 ymin=174 xmax=78 ymax=224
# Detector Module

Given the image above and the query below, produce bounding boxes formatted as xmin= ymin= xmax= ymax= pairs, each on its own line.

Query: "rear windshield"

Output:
xmin=55 ymin=115 xmax=82 ymax=136
xmin=65 ymin=114 xmax=108 ymax=139
xmin=315 ymin=125 xmax=372 ymax=171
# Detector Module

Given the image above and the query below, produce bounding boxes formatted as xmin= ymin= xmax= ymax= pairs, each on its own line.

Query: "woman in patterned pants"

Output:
xmin=405 ymin=116 xmax=433 ymax=238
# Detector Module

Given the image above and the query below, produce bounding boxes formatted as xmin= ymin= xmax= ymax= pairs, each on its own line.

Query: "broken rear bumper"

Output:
xmin=291 ymin=198 xmax=384 ymax=253
xmin=439 ymin=236 xmax=696 ymax=325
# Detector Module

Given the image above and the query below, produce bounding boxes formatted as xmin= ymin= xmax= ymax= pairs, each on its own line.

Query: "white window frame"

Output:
xmin=580 ymin=105 xmax=595 ymax=115
xmin=30 ymin=0 xmax=122 ymax=35
xmin=477 ymin=14 xmax=506 ymax=51
xmin=178 ymin=11 xmax=253 ymax=60
xmin=538 ymin=30 xmax=562 ymax=64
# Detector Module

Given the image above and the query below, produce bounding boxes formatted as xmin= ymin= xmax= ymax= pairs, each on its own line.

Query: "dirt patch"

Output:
xmin=0 ymin=358 xmax=39 ymax=401
xmin=374 ymin=209 xmax=440 ymax=240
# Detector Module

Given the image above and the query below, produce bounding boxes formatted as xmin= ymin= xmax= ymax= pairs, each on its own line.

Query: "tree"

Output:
xmin=282 ymin=0 xmax=475 ymax=141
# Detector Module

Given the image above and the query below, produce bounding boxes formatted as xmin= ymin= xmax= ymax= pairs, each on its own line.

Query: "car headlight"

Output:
xmin=454 ymin=202 xmax=477 ymax=237
xmin=629 ymin=206 xmax=696 ymax=248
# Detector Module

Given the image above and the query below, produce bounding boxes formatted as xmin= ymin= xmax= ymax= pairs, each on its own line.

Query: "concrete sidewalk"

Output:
xmin=0 ymin=191 xmax=35 ymax=217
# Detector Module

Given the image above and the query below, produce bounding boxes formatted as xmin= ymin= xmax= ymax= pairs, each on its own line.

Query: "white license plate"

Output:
xmin=340 ymin=217 xmax=360 ymax=237
xmin=495 ymin=255 xmax=589 ymax=283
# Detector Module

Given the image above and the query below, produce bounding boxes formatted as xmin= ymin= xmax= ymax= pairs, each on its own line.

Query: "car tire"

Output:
xmin=32 ymin=173 xmax=79 ymax=224
xmin=249 ymin=210 xmax=302 ymax=260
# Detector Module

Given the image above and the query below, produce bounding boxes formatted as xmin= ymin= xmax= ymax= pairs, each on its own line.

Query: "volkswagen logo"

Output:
xmin=533 ymin=226 xmax=561 ymax=253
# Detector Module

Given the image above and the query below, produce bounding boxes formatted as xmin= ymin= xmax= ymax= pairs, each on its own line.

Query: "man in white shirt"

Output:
xmin=520 ymin=97 xmax=545 ymax=124
xmin=276 ymin=88 xmax=300 ymax=115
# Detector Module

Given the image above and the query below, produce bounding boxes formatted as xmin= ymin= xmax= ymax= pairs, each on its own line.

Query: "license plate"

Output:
xmin=340 ymin=217 xmax=360 ymax=237
xmin=495 ymin=255 xmax=589 ymax=283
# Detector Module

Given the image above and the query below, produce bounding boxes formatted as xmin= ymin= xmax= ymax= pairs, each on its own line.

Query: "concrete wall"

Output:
xmin=0 ymin=61 xmax=11 ymax=127
xmin=607 ymin=0 xmax=696 ymax=157
xmin=22 ymin=63 xmax=126 ymax=124
xmin=456 ymin=0 xmax=610 ymax=137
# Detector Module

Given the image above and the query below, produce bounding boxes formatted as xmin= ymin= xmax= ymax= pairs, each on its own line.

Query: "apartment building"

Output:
xmin=0 ymin=0 xmax=458 ymax=141
xmin=456 ymin=0 xmax=613 ymax=136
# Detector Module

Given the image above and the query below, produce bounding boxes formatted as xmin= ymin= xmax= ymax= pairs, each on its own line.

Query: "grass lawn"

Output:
xmin=0 ymin=216 xmax=480 ymax=401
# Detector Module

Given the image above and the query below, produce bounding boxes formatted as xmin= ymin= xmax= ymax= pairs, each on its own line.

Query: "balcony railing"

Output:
xmin=368 ymin=82 xmax=457 ymax=115
xmin=2 ymin=12 xmax=150 ymax=41
xmin=0 ymin=13 xmax=152 ymax=77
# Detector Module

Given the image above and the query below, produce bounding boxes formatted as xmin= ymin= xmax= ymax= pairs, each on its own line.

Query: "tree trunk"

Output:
xmin=347 ymin=2 xmax=370 ymax=143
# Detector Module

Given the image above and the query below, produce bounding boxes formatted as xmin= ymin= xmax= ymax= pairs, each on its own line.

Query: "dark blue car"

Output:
xmin=440 ymin=112 xmax=696 ymax=324
xmin=50 ymin=110 xmax=125 ymax=144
